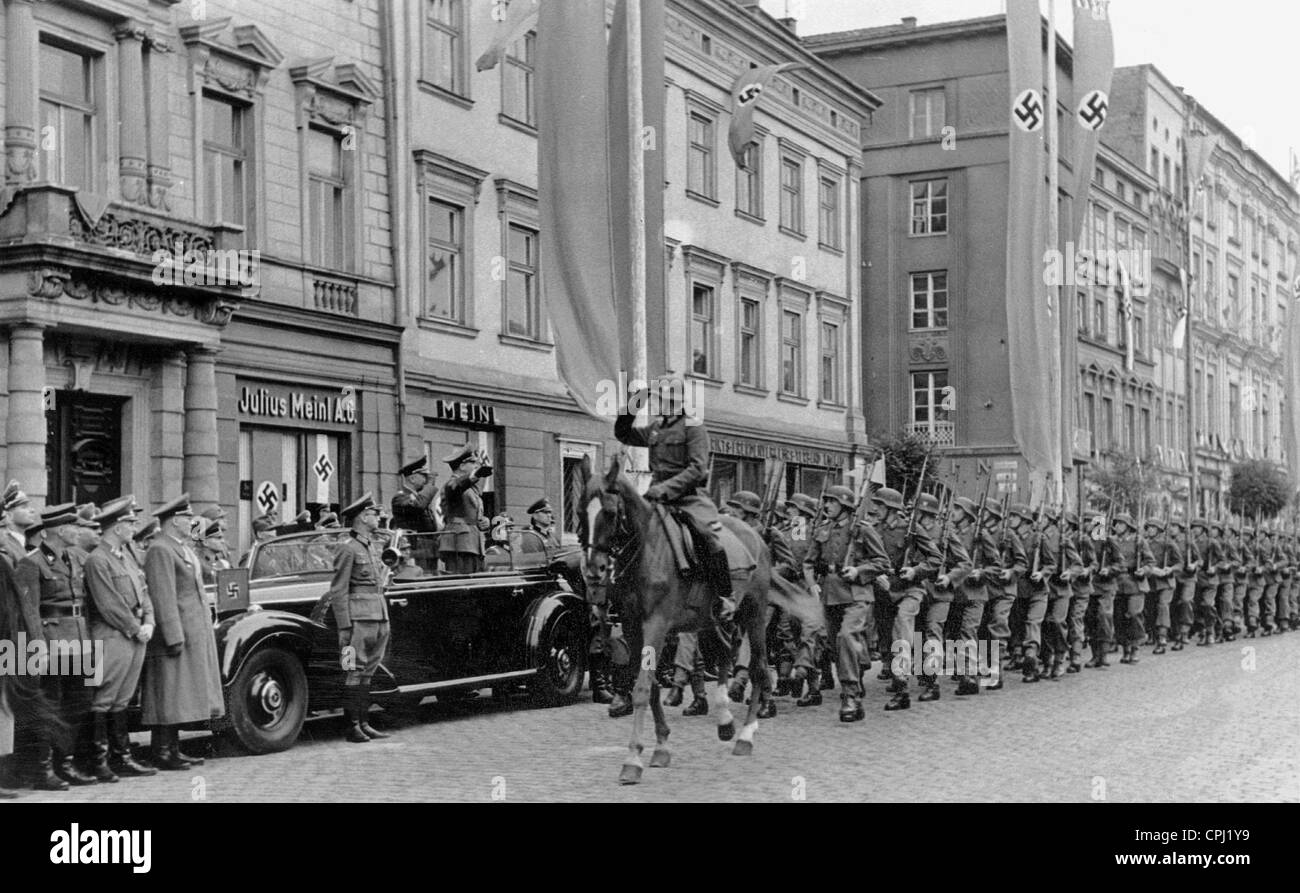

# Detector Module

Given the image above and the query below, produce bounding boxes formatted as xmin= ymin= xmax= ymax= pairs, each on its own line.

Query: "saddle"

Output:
xmin=653 ymin=505 xmax=756 ymax=601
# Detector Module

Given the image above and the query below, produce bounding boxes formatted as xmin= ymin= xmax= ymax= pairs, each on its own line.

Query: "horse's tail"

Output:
xmin=769 ymin=574 xmax=827 ymax=634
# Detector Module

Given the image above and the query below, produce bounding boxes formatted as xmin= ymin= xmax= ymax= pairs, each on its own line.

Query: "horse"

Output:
xmin=584 ymin=455 xmax=773 ymax=785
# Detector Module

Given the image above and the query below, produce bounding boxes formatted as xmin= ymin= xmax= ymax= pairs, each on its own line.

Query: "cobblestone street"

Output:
xmin=16 ymin=633 xmax=1299 ymax=804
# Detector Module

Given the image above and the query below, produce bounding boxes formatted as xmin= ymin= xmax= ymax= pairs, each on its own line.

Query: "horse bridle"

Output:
xmin=585 ymin=488 xmax=642 ymax=590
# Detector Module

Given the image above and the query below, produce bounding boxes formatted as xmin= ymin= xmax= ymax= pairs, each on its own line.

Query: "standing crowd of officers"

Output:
xmin=0 ymin=483 xmax=226 ymax=797
xmin=606 ymin=482 xmax=1300 ymax=724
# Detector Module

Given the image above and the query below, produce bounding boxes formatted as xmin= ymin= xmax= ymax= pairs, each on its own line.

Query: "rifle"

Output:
xmin=935 ymin=480 xmax=956 ymax=577
xmin=757 ymin=459 xmax=787 ymax=538
xmin=896 ymin=447 xmax=933 ymax=574
xmin=971 ymin=471 xmax=993 ymax=571
xmin=1029 ymin=481 xmax=1044 ymax=578
xmin=1102 ymin=494 xmax=1117 ymax=571
xmin=841 ymin=469 xmax=876 ymax=568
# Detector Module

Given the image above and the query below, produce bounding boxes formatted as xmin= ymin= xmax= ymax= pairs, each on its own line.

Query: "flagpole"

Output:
xmin=1185 ymin=101 xmax=1198 ymax=518
xmin=626 ymin=0 xmax=650 ymax=484
xmin=1047 ymin=0 xmax=1064 ymax=503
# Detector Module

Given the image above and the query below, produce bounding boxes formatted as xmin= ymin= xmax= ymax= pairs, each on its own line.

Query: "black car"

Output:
xmin=208 ymin=528 xmax=589 ymax=754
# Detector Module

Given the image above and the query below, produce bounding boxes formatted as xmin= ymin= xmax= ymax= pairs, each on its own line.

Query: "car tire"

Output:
xmin=530 ymin=610 xmax=586 ymax=707
xmin=226 ymin=646 xmax=308 ymax=755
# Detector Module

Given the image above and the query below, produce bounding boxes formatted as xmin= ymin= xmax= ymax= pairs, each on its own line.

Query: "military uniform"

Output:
xmin=1190 ymin=521 xmax=1222 ymax=644
xmin=1259 ymin=531 xmax=1282 ymax=634
xmin=1111 ymin=517 xmax=1156 ymax=664
xmin=952 ymin=510 xmax=999 ymax=692
xmin=980 ymin=504 xmax=1026 ymax=690
xmin=917 ymin=496 xmax=967 ymax=699
xmin=438 ymin=447 xmax=493 ymax=575
xmin=1086 ymin=521 xmax=1120 ymax=667
xmin=1040 ymin=518 xmax=1083 ymax=679
xmin=1014 ymin=512 xmax=1052 ymax=681
xmin=1215 ymin=527 xmax=1241 ymax=641
xmin=13 ymin=505 xmax=98 ymax=788
xmin=1064 ymin=518 xmax=1094 ymax=671
xmin=1242 ymin=529 xmax=1266 ymax=636
xmin=1145 ymin=523 xmax=1181 ymax=654
xmin=873 ymin=489 xmax=941 ymax=709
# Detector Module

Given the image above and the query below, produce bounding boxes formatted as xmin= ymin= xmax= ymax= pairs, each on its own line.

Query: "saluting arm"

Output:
xmin=614 ymin=412 xmax=651 ymax=448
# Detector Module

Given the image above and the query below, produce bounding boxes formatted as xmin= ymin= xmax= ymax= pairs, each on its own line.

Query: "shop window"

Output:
xmin=237 ymin=428 xmax=350 ymax=557
xmin=710 ymin=456 xmax=762 ymax=507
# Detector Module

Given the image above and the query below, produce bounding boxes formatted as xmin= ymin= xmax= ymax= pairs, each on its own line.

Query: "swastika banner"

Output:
xmin=1069 ymin=0 xmax=1115 ymax=246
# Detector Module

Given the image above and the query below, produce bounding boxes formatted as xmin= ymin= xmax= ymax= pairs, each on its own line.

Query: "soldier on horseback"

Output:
xmin=614 ymin=381 xmax=734 ymax=620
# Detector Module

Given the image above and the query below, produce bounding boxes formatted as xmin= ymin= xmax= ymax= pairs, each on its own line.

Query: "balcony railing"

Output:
xmin=906 ymin=421 xmax=954 ymax=446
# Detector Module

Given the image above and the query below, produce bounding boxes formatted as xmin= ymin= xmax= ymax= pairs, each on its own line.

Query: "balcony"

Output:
xmin=906 ymin=421 xmax=954 ymax=447
xmin=311 ymin=273 xmax=359 ymax=316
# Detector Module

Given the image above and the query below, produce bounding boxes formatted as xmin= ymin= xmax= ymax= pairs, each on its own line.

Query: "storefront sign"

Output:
xmin=237 ymin=382 xmax=357 ymax=426
xmin=709 ymin=435 xmax=841 ymax=469
xmin=433 ymin=398 xmax=497 ymax=426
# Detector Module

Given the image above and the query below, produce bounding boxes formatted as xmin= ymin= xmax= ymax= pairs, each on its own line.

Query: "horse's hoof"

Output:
xmin=649 ymin=748 xmax=671 ymax=769
xmin=618 ymin=764 xmax=643 ymax=785
xmin=732 ymin=739 xmax=753 ymax=757
xmin=717 ymin=721 xmax=735 ymax=742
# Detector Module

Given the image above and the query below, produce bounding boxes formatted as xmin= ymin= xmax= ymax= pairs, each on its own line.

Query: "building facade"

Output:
xmin=385 ymin=0 xmax=879 ymax=539
xmin=0 ymin=0 xmax=402 ymax=556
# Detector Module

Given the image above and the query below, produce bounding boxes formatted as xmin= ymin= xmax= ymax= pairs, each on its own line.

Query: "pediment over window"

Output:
xmin=180 ymin=18 xmax=283 ymax=96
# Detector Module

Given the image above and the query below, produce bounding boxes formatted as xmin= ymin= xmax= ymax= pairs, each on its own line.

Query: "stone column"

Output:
xmin=144 ymin=34 xmax=174 ymax=211
xmin=183 ymin=346 xmax=220 ymax=509
xmin=151 ymin=350 xmax=186 ymax=507
xmin=5 ymin=325 xmax=47 ymax=504
xmin=4 ymin=0 xmax=39 ymax=185
xmin=114 ymin=22 xmax=148 ymax=204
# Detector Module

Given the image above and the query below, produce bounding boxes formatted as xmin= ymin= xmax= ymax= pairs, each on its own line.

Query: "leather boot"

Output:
xmin=88 ymin=713 xmax=118 ymax=783
xmin=357 ymin=683 xmax=389 ymax=740
xmin=955 ymin=675 xmax=981 ymax=695
xmin=343 ymin=687 xmax=369 ymax=743
xmin=918 ymin=677 xmax=940 ymax=701
xmin=709 ymin=546 xmax=737 ymax=621
xmin=775 ymin=661 xmax=792 ymax=696
xmin=796 ymin=671 xmax=823 ymax=706
xmin=839 ymin=694 xmax=864 ymax=722
xmin=756 ymin=695 xmax=777 ymax=719
xmin=1153 ymin=629 xmax=1168 ymax=655
xmin=589 ymin=657 xmax=615 ymax=704
xmin=682 ymin=694 xmax=709 ymax=716
xmin=663 ymin=685 xmax=684 ymax=707
xmin=54 ymin=749 xmax=98 ymax=787
xmin=1084 ymin=641 xmax=1107 ymax=668
xmin=32 ymin=744 xmax=70 ymax=791
xmin=787 ymin=669 xmax=805 ymax=700
xmin=884 ymin=692 xmax=910 ymax=711
xmin=987 ymin=653 xmax=1005 ymax=690
xmin=1021 ymin=649 xmax=1041 ymax=682
xmin=819 ymin=660 xmax=836 ymax=691
xmin=107 ymin=712 xmax=154 ymax=777
xmin=153 ymin=728 xmax=191 ymax=769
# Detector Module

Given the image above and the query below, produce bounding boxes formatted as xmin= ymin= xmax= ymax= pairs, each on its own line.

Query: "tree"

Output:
xmin=1228 ymin=459 xmax=1292 ymax=521
xmin=1084 ymin=455 xmax=1163 ymax=517
xmin=871 ymin=428 xmax=933 ymax=497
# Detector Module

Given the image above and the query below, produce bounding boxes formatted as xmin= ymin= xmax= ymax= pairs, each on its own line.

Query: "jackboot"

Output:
xmin=756 ymin=696 xmax=777 ymax=719
xmin=589 ymin=656 xmax=615 ymax=705
xmin=819 ymin=654 xmax=836 ymax=690
xmin=796 ymin=670 xmax=823 ymax=706
xmin=343 ymin=686 xmax=370 ymax=743
xmin=663 ymin=685 xmax=684 ymax=707
xmin=153 ymin=728 xmax=193 ymax=769
xmin=787 ymin=669 xmax=805 ymax=701
xmin=917 ymin=677 xmax=941 ymax=701
xmin=884 ymin=692 xmax=910 ymax=711
xmin=987 ymin=652 xmax=1005 ymax=690
xmin=608 ymin=688 xmax=633 ymax=718
xmin=31 ymin=744 xmax=70 ymax=791
xmin=1021 ymin=651 xmax=1041 ymax=683
xmin=728 ymin=677 xmax=747 ymax=703
xmin=357 ymin=683 xmax=390 ymax=740
xmin=107 ymin=712 xmax=154 ymax=777
xmin=682 ymin=694 xmax=709 ymax=716
xmin=54 ymin=750 xmax=98 ymax=787
xmin=1153 ymin=628 xmax=1168 ymax=655
xmin=955 ymin=675 xmax=981 ymax=696
xmin=1085 ymin=641 xmax=1109 ymax=668
xmin=1048 ymin=657 xmax=1065 ymax=680
xmin=839 ymin=694 xmax=864 ymax=722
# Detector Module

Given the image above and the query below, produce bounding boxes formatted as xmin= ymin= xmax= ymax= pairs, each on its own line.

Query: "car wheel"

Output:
xmin=531 ymin=611 xmax=586 ymax=706
xmin=226 ymin=646 xmax=308 ymax=755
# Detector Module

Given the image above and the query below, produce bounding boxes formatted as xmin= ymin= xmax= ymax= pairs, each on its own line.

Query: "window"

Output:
xmin=738 ymin=297 xmax=761 ymax=386
xmin=1092 ymin=206 xmax=1107 ymax=253
xmin=1123 ymin=404 xmax=1135 ymax=453
xmin=819 ymin=321 xmax=841 ymax=404
xmin=1162 ymin=157 xmax=1171 ymax=191
xmin=1084 ymin=392 xmax=1097 ymax=453
xmin=1141 ymin=407 xmax=1152 ymax=455
xmin=1207 ymin=371 xmax=1217 ymax=433
xmin=1150 ymin=148 xmax=1160 ymax=177
xmin=1116 ymin=182 xmax=1126 ymax=203
xmin=687 ymin=111 xmax=716 ymax=200
xmin=1227 ymin=273 xmax=1239 ymax=325
xmin=911 ymin=371 xmax=951 ymax=433
xmin=501 ymin=31 xmax=535 ymax=126
xmin=818 ymin=174 xmax=842 ymax=250
xmin=1228 ymin=202 xmax=1240 ymax=241
xmin=306 ymin=128 xmax=350 ymax=269
xmin=202 ymin=93 xmax=250 ymax=228
xmin=1115 ymin=217 xmax=1130 ymax=252
xmin=426 ymin=199 xmax=464 ymax=321
xmin=1134 ymin=315 xmax=1144 ymax=356
xmin=1116 ymin=302 xmax=1128 ymax=349
xmin=780 ymin=157 xmax=804 ymax=234
xmin=1094 ymin=166 xmax=1105 ymax=187
xmin=1102 ymin=396 xmax=1115 ymax=447
xmin=780 ymin=309 xmax=802 ymax=394
xmin=1229 ymin=383 xmax=1241 ymax=439
xmin=910 ymin=179 xmax=948 ymax=235
xmin=38 ymin=39 xmax=97 ymax=191
xmin=690 ymin=282 xmax=715 ymax=376
xmin=425 ymin=0 xmax=466 ymax=95
xmin=505 ymin=224 xmax=539 ymax=339
xmin=910 ymin=271 xmax=949 ymax=330
xmin=736 ymin=141 xmax=762 ymax=218
xmin=1093 ymin=296 xmax=1107 ymax=341
xmin=909 ymin=87 xmax=946 ymax=139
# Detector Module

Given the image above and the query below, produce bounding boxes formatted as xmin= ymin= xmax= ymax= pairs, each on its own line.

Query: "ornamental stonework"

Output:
xmin=27 ymin=268 xmax=238 ymax=328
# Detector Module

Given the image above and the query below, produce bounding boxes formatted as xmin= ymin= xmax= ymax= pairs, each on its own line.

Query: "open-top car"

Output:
xmin=199 ymin=527 xmax=589 ymax=754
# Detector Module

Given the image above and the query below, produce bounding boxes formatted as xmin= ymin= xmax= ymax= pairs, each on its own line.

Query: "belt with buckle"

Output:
xmin=41 ymin=603 xmax=84 ymax=619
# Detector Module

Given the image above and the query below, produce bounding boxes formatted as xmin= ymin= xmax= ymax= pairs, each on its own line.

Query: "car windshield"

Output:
xmin=251 ymin=533 xmax=348 ymax=580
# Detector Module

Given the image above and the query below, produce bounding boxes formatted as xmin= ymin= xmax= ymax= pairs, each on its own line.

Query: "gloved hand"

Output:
xmin=165 ymin=642 xmax=183 ymax=658
xmin=474 ymin=464 xmax=493 ymax=479
xmin=644 ymin=483 xmax=667 ymax=502
xmin=839 ymin=566 xmax=857 ymax=583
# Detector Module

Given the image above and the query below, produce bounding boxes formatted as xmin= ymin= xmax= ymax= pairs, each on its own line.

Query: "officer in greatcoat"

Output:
xmin=83 ymin=497 xmax=156 ymax=781
xmin=141 ymin=494 xmax=225 ymax=770
xmin=439 ymin=447 xmax=494 ymax=575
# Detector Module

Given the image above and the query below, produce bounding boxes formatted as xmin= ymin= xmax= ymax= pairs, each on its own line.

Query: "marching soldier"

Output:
xmin=1281 ymin=533 xmax=1298 ymax=631
xmin=802 ymin=485 xmax=889 ymax=721
xmin=724 ymin=491 xmax=786 ymax=719
xmin=1214 ymin=520 xmax=1240 ymax=642
xmin=1012 ymin=505 xmax=1050 ymax=683
xmin=950 ymin=497 xmax=999 ymax=694
xmin=141 ymin=494 xmax=225 ymax=769
xmin=918 ymin=493 xmax=966 ymax=701
xmin=872 ymin=487 xmax=940 ymax=711
xmin=1086 ymin=511 xmax=1119 ymax=668
xmin=527 ymin=498 xmax=562 ymax=550
xmin=1167 ymin=520 xmax=1200 ymax=651
xmin=83 ymin=497 xmax=157 ymax=781
xmin=313 ymin=493 xmax=391 ymax=743
xmin=1111 ymin=514 xmax=1156 ymax=664
xmin=1 ymin=481 xmax=37 ymax=570
xmin=1189 ymin=518 xmax=1222 ymax=645
xmin=769 ymin=494 xmax=816 ymax=698
xmin=980 ymin=500 xmax=1025 ymax=690
xmin=1040 ymin=510 xmax=1082 ymax=681
xmin=1259 ymin=528 xmax=1282 ymax=635
xmin=438 ymin=447 xmax=494 ymax=575
xmin=13 ymin=504 xmax=100 ymax=788
xmin=1145 ymin=516 xmax=1179 ymax=655
xmin=1063 ymin=512 xmax=1093 ymax=673
xmin=1242 ymin=526 xmax=1265 ymax=638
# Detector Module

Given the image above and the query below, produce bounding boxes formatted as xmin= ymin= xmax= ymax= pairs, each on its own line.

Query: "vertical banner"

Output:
xmin=609 ymin=0 xmax=667 ymax=379
xmin=1006 ymin=0 xmax=1059 ymax=487
xmin=1286 ymin=270 xmax=1300 ymax=480
xmin=538 ymin=0 xmax=623 ymax=417
xmin=1068 ymin=0 xmax=1114 ymax=245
